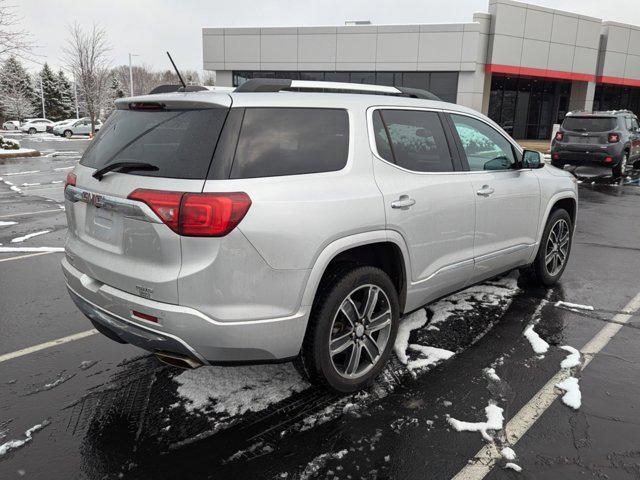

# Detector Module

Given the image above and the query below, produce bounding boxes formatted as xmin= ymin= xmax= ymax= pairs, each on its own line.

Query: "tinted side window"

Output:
xmin=230 ymin=108 xmax=349 ymax=179
xmin=450 ymin=114 xmax=516 ymax=171
xmin=375 ymin=109 xmax=453 ymax=173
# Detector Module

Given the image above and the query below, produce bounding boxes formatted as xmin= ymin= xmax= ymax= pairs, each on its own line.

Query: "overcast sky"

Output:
xmin=16 ymin=0 xmax=640 ymax=74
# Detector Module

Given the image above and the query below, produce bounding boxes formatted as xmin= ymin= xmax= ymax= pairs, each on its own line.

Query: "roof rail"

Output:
xmin=234 ymin=78 xmax=442 ymax=101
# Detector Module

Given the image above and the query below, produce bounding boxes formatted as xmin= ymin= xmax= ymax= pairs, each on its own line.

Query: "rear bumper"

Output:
xmin=551 ymin=146 xmax=624 ymax=168
xmin=62 ymin=257 xmax=309 ymax=364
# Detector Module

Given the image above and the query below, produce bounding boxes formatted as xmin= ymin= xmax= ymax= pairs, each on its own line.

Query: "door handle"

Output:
xmin=391 ymin=195 xmax=416 ymax=209
xmin=476 ymin=185 xmax=495 ymax=197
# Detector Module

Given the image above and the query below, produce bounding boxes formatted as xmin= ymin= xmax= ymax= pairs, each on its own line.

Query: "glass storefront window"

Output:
xmin=487 ymin=74 xmax=572 ymax=140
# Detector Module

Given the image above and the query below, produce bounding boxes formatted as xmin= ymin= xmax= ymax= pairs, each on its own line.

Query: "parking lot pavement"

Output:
xmin=1 ymin=144 xmax=640 ymax=479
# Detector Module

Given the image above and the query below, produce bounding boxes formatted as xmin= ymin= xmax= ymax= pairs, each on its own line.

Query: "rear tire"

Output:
xmin=521 ymin=208 xmax=572 ymax=287
xmin=613 ymin=153 xmax=628 ymax=178
xmin=296 ymin=265 xmax=399 ymax=393
xmin=28 ymin=127 xmax=36 ymax=135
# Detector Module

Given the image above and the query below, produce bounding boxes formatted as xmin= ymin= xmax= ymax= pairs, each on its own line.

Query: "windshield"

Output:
xmin=562 ymin=116 xmax=617 ymax=132
xmin=80 ymin=108 xmax=228 ymax=179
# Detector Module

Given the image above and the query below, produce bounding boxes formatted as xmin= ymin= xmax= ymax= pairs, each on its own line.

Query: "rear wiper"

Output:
xmin=93 ymin=162 xmax=159 ymax=181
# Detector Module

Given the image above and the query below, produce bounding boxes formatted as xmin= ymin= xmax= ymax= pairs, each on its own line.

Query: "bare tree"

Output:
xmin=0 ymin=90 xmax=34 ymax=120
xmin=0 ymin=0 xmax=33 ymax=60
xmin=63 ymin=23 xmax=111 ymax=133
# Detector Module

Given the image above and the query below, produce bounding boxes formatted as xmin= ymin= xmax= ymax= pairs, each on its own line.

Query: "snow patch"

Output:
xmin=447 ymin=403 xmax=504 ymax=442
xmin=560 ymin=346 xmax=581 ymax=369
xmin=505 ymin=462 xmax=522 ymax=472
xmin=0 ymin=221 xmax=17 ymax=227
xmin=484 ymin=367 xmax=501 ymax=382
xmin=393 ymin=309 xmax=428 ymax=364
xmin=21 ymin=182 xmax=41 ymax=186
xmin=0 ymin=421 xmax=49 ymax=457
xmin=175 ymin=363 xmax=308 ymax=416
xmin=523 ymin=325 xmax=549 ymax=354
xmin=406 ymin=344 xmax=454 ymax=371
xmin=555 ymin=377 xmax=581 ymax=409
xmin=501 ymin=447 xmax=516 ymax=461
xmin=554 ymin=301 xmax=594 ymax=311
xmin=11 ymin=230 xmax=51 ymax=243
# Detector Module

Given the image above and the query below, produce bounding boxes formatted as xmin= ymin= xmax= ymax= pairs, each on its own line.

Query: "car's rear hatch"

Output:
xmin=562 ymin=116 xmax=617 ymax=146
xmin=64 ymin=93 xmax=231 ymax=304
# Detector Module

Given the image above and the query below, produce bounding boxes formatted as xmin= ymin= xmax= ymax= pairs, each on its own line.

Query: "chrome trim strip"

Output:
xmin=475 ymin=243 xmax=533 ymax=262
xmin=67 ymin=284 xmax=209 ymax=365
xmin=411 ymin=258 xmax=474 ymax=286
xmin=64 ymin=185 xmax=162 ymax=224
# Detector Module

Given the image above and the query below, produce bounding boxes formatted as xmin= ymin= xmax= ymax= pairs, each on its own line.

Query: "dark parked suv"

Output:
xmin=551 ymin=110 xmax=640 ymax=177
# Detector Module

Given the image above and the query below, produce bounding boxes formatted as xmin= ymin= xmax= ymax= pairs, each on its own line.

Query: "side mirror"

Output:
xmin=522 ymin=150 xmax=544 ymax=169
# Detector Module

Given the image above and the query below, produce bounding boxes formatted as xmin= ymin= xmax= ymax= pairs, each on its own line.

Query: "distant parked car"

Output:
xmin=47 ymin=119 xmax=75 ymax=134
xmin=20 ymin=118 xmax=53 ymax=134
xmin=551 ymin=110 xmax=640 ymax=177
xmin=2 ymin=120 xmax=20 ymax=130
xmin=56 ymin=118 xmax=102 ymax=138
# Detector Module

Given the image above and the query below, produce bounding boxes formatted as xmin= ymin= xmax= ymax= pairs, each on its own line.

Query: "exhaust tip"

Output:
xmin=154 ymin=352 xmax=202 ymax=370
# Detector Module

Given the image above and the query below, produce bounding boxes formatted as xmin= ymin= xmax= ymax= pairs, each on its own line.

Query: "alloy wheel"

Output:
xmin=329 ymin=284 xmax=392 ymax=379
xmin=545 ymin=218 xmax=570 ymax=276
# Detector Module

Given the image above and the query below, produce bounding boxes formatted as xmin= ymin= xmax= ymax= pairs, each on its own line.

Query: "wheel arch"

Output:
xmin=301 ymin=231 xmax=411 ymax=316
xmin=530 ymin=192 xmax=577 ymax=262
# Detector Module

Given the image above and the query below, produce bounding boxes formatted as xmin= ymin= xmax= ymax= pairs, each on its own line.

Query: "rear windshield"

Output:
xmin=80 ymin=108 xmax=228 ymax=179
xmin=230 ymin=108 xmax=349 ymax=179
xmin=562 ymin=116 xmax=617 ymax=133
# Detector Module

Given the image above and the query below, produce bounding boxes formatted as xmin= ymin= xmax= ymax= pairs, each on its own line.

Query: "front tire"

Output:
xmin=28 ymin=127 xmax=36 ymax=135
xmin=297 ymin=265 xmax=399 ymax=392
xmin=522 ymin=209 xmax=573 ymax=287
xmin=64 ymin=130 xmax=73 ymax=138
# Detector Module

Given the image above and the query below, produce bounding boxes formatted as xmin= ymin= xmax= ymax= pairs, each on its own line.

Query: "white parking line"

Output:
xmin=0 ymin=251 xmax=58 ymax=263
xmin=0 ymin=208 xmax=64 ymax=219
xmin=452 ymin=290 xmax=640 ymax=480
xmin=0 ymin=329 xmax=97 ymax=364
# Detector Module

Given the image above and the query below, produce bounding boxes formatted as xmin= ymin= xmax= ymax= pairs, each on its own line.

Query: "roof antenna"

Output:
xmin=166 ymin=51 xmax=186 ymax=89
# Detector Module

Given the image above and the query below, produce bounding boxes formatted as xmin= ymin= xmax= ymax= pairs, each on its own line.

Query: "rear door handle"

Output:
xmin=476 ymin=185 xmax=495 ymax=197
xmin=391 ymin=195 xmax=416 ymax=209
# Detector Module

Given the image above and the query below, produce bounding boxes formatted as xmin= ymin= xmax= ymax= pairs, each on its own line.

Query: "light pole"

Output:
xmin=72 ymin=71 xmax=80 ymax=119
xmin=128 ymin=53 xmax=139 ymax=96
xmin=39 ymin=75 xmax=46 ymax=118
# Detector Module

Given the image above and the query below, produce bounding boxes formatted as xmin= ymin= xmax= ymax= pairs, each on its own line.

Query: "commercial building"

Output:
xmin=202 ymin=0 xmax=640 ymax=140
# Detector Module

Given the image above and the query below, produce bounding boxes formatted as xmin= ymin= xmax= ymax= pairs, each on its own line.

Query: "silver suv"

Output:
xmin=62 ymin=79 xmax=578 ymax=392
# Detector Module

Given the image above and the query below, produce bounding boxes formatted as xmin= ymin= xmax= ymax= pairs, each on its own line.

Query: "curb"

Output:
xmin=0 ymin=149 xmax=41 ymax=159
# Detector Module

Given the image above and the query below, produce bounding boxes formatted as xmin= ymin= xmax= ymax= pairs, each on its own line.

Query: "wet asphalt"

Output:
xmin=1 ymin=132 xmax=640 ymax=480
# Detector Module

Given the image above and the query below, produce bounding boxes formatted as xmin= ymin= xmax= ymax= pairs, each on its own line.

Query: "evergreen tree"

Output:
xmin=38 ymin=63 xmax=68 ymax=120
xmin=110 ymin=73 xmax=124 ymax=99
xmin=57 ymin=70 xmax=76 ymax=119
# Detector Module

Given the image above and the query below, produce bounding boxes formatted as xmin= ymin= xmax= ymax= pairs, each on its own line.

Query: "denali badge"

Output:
xmin=136 ymin=285 xmax=153 ymax=299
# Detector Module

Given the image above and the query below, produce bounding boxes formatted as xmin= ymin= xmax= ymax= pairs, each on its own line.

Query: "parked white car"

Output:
xmin=20 ymin=118 xmax=53 ymax=134
xmin=2 ymin=120 xmax=20 ymax=130
xmin=55 ymin=118 xmax=102 ymax=138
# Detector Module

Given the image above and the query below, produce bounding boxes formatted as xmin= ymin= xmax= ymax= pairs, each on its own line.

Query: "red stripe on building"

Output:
xmin=596 ymin=76 xmax=640 ymax=88
xmin=485 ymin=64 xmax=596 ymax=82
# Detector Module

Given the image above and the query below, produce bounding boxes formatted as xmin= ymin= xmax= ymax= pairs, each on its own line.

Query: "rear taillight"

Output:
xmin=608 ymin=133 xmax=620 ymax=143
xmin=127 ymin=189 xmax=251 ymax=237
xmin=555 ymin=131 xmax=564 ymax=142
xmin=64 ymin=172 xmax=76 ymax=190
xmin=128 ymin=189 xmax=182 ymax=231
xmin=180 ymin=192 xmax=252 ymax=237
xmin=604 ymin=156 xmax=614 ymax=164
